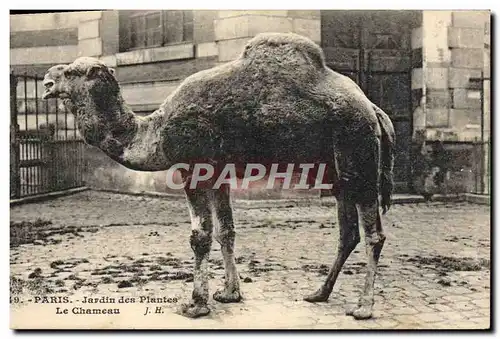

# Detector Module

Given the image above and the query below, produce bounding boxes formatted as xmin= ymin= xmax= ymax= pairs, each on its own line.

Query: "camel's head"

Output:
xmin=42 ymin=57 xmax=117 ymax=101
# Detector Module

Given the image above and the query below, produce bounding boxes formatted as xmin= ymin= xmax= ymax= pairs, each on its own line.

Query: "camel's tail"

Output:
xmin=374 ymin=106 xmax=396 ymax=214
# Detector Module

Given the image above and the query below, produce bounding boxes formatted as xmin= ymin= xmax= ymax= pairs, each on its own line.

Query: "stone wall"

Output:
xmin=412 ymin=10 xmax=490 ymax=142
xmin=215 ymin=10 xmax=320 ymax=62
xmin=410 ymin=11 xmax=490 ymax=194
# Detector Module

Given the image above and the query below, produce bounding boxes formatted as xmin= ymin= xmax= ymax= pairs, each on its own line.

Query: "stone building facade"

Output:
xmin=10 ymin=10 xmax=490 ymax=196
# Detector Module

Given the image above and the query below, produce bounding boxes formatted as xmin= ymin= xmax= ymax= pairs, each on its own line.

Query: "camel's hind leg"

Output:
xmin=304 ymin=192 xmax=360 ymax=302
xmin=346 ymin=201 xmax=385 ymax=320
xmin=181 ymin=188 xmax=213 ymax=318
xmin=210 ymin=184 xmax=242 ymax=303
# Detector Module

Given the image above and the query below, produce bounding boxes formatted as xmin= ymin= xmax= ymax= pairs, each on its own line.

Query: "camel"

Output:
xmin=42 ymin=32 xmax=395 ymax=320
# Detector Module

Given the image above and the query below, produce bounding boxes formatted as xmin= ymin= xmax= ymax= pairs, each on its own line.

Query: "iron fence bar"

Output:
xmin=67 ymin=141 xmax=70 ymax=188
xmin=23 ymin=74 xmax=27 ymax=133
xmin=64 ymin=105 xmax=69 ymax=188
xmin=35 ymin=76 xmax=40 ymax=194
xmin=29 ymin=122 xmax=33 ymax=192
xmin=45 ymin=98 xmax=51 ymax=194
xmin=22 ymin=74 xmax=29 ymax=196
xmin=74 ymin=141 xmax=77 ymax=187
xmin=54 ymin=98 xmax=59 ymax=190
xmin=55 ymin=98 xmax=59 ymax=141
xmin=10 ymin=73 xmax=20 ymax=198
xmin=61 ymin=141 xmax=65 ymax=189
xmin=80 ymin=142 xmax=84 ymax=185
xmin=73 ymin=109 xmax=77 ymax=187
xmin=73 ymin=109 xmax=77 ymax=139
xmin=45 ymin=96 xmax=49 ymax=127
xmin=64 ymin=105 xmax=68 ymax=140
xmin=73 ymin=135 xmax=77 ymax=188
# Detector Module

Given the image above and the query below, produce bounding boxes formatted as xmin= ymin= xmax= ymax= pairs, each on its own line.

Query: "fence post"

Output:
xmin=48 ymin=133 xmax=58 ymax=192
xmin=10 ymin=73 xmax=21 ymax=199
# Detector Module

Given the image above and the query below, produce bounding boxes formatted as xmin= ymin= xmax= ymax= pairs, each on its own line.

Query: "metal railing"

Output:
xmin=10 ymin=73 xmax=85 ymax=199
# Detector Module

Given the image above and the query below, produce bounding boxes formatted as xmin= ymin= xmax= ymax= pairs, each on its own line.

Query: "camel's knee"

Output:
xmin=190 ymin=229 xmax=212 ymax=255
xmin=215 ymin=228 xmax=235 ymax=247
xmin=364 ymin=231 xmax=386 ymax=246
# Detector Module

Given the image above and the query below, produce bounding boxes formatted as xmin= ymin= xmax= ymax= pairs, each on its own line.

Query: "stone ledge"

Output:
xmin=89 ymin=188 xmax=476 ymax=208
xmin=464 ymin=193 xmax=490 ymax=205
xmin=425 ymin=127 xmax=481 ymax=142
xmin=10 ymin=187 xmax=89 ymax=206
xmin=116 ymin=43 xmax=195 ymax=66
xmin=196 ymin=42 xmax=218 ymax=58
xmin=99 ymin=55 xmax=117 ymax=67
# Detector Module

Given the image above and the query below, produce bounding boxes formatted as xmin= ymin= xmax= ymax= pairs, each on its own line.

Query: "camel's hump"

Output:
xmin=240 ymin=32 xmax=326 ymax=69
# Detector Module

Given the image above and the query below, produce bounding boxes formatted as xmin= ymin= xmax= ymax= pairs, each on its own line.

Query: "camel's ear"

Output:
xmin=61 ymin=64 xmax=76 ymax=77
xmin=86 ymin=65 xmax=103 ymax=79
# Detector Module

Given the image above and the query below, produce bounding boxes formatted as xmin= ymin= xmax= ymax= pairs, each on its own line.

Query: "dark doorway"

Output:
xmin=321 ymin=10 xmax=421 ymax=191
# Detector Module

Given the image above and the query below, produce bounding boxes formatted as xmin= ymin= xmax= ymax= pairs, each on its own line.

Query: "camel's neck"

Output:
xmin=67 ymin=94 xmax=170 ymax=171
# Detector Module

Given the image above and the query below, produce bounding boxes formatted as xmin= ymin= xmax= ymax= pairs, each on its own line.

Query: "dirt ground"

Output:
xmin=10 ymin=191 xmax=490 ymax=329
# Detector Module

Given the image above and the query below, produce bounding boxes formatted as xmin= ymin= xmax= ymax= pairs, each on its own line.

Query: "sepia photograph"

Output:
xmin=9 ymin=8 xmax=491 ymax=330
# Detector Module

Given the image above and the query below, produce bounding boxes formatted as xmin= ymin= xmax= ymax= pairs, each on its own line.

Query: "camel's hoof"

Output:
xmin=213 ymin=289 xmax=242 ymax=303
xmin=180 ymin=303 xmax=210 ymax=318
xmin=303 ymin=288 xmax=330 ymax=303
xmin=346 ymin=305 xmax=373 ymax=320
xmin=345 ymin=305 xmax=358 ymax=316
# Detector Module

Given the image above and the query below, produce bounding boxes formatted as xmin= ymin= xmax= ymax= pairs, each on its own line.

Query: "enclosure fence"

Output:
xmin=10 ymin=73 xmax=86 ymax=199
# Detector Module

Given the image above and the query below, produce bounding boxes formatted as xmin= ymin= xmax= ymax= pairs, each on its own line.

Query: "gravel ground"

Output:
xmin=10 ymin=191 xmax=490 ymax=329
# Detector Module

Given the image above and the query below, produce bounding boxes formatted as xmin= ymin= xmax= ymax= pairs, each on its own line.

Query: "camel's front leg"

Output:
xmin=210 ymin=184 xmax=242 ymax=303
xmin=346 ymin=201 xmax=385 ymax=320
xmin=181 ymin=188 xmax=213 ymax=318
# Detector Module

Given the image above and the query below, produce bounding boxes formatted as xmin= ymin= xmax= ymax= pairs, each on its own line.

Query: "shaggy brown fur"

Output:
xmin=43 ymin=32 xmax=395 ymax=320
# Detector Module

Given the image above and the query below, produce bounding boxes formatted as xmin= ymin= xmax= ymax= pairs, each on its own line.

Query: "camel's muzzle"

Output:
xmin=42 ymin=79 xmax=55 ymax=99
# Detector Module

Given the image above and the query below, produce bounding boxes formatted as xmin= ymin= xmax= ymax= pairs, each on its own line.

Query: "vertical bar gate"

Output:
xmin=10 ymin=73 xmax=86 ymax=199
